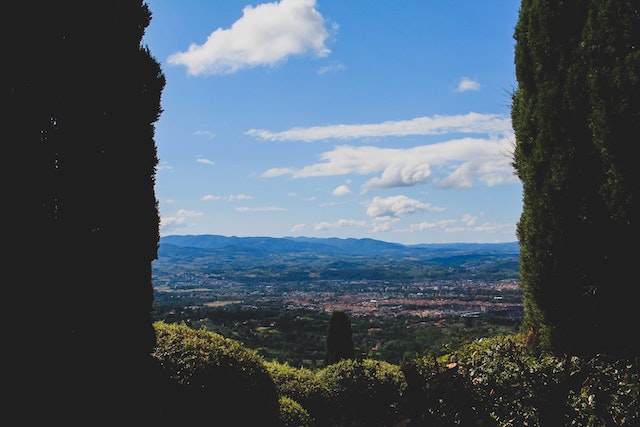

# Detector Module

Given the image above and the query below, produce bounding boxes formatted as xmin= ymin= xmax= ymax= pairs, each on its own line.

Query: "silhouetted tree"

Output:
xmin=511 ymin=0 xmax=639 ymax=357
xmin=5 ymin=1 xmax=166 ymax=422
xmin=325 ymin=309 xmax=355 ymax=365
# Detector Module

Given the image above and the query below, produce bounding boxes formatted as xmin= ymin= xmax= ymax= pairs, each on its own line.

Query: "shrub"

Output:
xmin=410 ymin=333 xmax=639 ymax=426
xmin=266 ymin=360 xmax=331 ymax=425
xmin=316 ymin=358 xmax=406 ymax=427
xmin=279 ymin=396 xmax=313 ymax=427
xmin=152 ymin=321 xmax=281 ymax=426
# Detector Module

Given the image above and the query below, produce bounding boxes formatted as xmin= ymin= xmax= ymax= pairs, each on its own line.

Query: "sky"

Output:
xmin=142 ymin=0 xmax=523 ymax=245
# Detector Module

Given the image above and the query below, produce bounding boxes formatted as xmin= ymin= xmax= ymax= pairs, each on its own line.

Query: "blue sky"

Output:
xmin=143 ymin=0 xmax=522 ymax=245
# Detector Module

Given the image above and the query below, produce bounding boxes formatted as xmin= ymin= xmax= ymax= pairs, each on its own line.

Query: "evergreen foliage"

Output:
xmin=150 ymin=320 xmax=637 ymax=426
xmin=5 ymin=1 xmax=165 ymax=422
xmin=265 ymin=360 xmax=332 ymax=425
xmin=153 ymin=321 xmax=282 ymax=426
xmin=511 ymin=0 xmax=639 ymax=356
xmin=278 ymin=396 xmax=314 ymax=427
xmin=316 ymin=358 xmax=407 ymax=427
xmin=325 ymin=309 xmax=356 ymax=365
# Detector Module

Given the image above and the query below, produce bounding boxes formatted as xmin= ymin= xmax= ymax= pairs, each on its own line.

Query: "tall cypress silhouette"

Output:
xmin=511 ymin=0 xmax=639 ymax=357
xmin=5 ymin=1 xmax=166 ymax=422
xmin=325 ymin=309 xmax=355 ymax=365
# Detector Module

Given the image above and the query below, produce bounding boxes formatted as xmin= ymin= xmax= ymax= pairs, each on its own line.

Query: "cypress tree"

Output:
xmin=5 ymin=1 xmax=166 ymax=421
xmin=325 ymin=309 xmax=355 ymax=365
xmin=511 ymin=0 xmax=639 ymax=357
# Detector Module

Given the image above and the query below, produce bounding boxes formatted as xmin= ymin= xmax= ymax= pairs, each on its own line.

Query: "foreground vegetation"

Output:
xmin=152 ymin=321 xmax=638 ymax=427
xmin=153 ymin=303 xmax=520 ymax=367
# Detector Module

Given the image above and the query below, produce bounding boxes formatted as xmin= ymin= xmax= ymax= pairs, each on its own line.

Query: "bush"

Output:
xmin=152 ymin=321 xmax=281 ymax=426
xmin=316 ymin=358 xmax=406 ymax=427
xmin=266 ymin=360 xmax=331 ymax=425
xmin=410 ymin=333 xmax=640 ymax=426
xmin=279 ymin=396 xmax=313 ymax=427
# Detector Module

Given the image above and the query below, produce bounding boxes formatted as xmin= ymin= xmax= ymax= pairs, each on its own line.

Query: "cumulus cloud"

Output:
xmin=246 ymin=112 xmax=510 ymax=141
xmin=332 ymin=184 xmax=351 ymax=196
xmin=160 ymin=209 xmax=203 ymax=234
xmin=365 ymin=195 xmax=443 ymax=219
xmin=370 ymin=216 xmax=401 ymax=232
xmin=168 ymin=0 xmax=332 ymax=76
xmin=262 ymin=134 xmax=518 ymax=192
xmin=456 ymin=77 xmax=481 ymax=92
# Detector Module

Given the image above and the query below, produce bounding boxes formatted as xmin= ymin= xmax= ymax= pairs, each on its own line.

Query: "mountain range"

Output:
xmin=159 ymin=234 xmax=519 ymax=260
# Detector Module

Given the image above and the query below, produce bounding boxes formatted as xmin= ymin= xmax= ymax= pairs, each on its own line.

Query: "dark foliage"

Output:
xmin=153 ymin=322 xmax=282 ymax=426
xmin=511 ymin=0 xmax=639 ymax=357
xmin=325 ymin=310 xmax=356 ymax=365
xmin=5 ymin=1 xmax=165 ymax=422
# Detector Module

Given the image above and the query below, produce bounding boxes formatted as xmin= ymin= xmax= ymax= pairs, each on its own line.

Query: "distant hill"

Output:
xmin=155 ymin=235 xmax=520 ymax=283
xmin=159 ymin=234 xmax=519 ymax=260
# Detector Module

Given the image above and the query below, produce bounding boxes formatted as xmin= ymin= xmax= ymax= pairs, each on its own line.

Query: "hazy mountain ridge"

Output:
xmin=159 ymin=234 xmax=520 ymax=261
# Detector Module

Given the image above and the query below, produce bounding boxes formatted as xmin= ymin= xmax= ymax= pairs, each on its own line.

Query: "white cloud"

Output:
xmin=317 ymin=62 xmax=346 ymax=75
xmin=314 ymin=219 xmax=367 ymax=231
xmin=460 ymin=213 xmax=477 ymax=227
xmin=228 ymin=193 xmax=253 ymax=201
xmin=262 ymin=135 xmax=518 ymax=192
xmin=263 ymin=167 xmax=297 ymax=178
xmin=370 ymin=216 xmax=401 ymax=232
xmin=408 ymin=219 xmax=458 ymax=232
xmin=193 ymin=130 xmax=217 ymax=139
xmin=291 ymin=223 xmax=306 ymax=233
xmin=235 ymin=206 xmax=287 ymax=212
xmin=406 ymin=215 xmax=514 ymax=236
xmin=160 ymin=209 xmax=203 ymax=234
xmin=332 ymin=184 xmax=351 ymax=196
xmin=196 ymin=157 xmax=215 ymax=165
xmin=365 ymin=195 xmax=443 ymax=219
xmin=156 ymin=161 xmax=173 ymax=171
xmin=201 ymin=193 xmax=253 ymax=201
xmin=456 ymin=77 xmax=481 ymax=92
xmin=246 ymin=112 xmax=511 ymax=141
xmin=168 ymin=0 xmax=332 ymax=76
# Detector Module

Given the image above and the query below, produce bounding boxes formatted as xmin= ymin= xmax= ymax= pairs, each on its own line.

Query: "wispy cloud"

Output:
xmin=157 ymin=161 xmax=173 ymax=171
xmin=291 ymin=223 xmax=306 ymax=233
xmin=201 ymin=193 xmax=253 ymax=201
xmin=317 ymin=62 xmax=346 ymax=75
xmin=455 ymin=77 xmax=481 ymax=92
xmin=314 ymin=219 xmax=367 ymax=231
xmin=193 ymin=130 xmax=217 ymax=139
xmin=408 ymin=215 xmax=514 ymax=235
xmin=235 ymin=206 xmax=287 ymax=212
xmin=160 ymin=209 xmax=203 ymax=234
xmin=246 ymin=112 xmax=510 ymax=142
xmin=196 ymin=157 xmax=215 ymax=165
xmin=263 ymin=135 xmax=517 ymax=192
xmin=168 ymin=0 xmax=333 ymax=76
